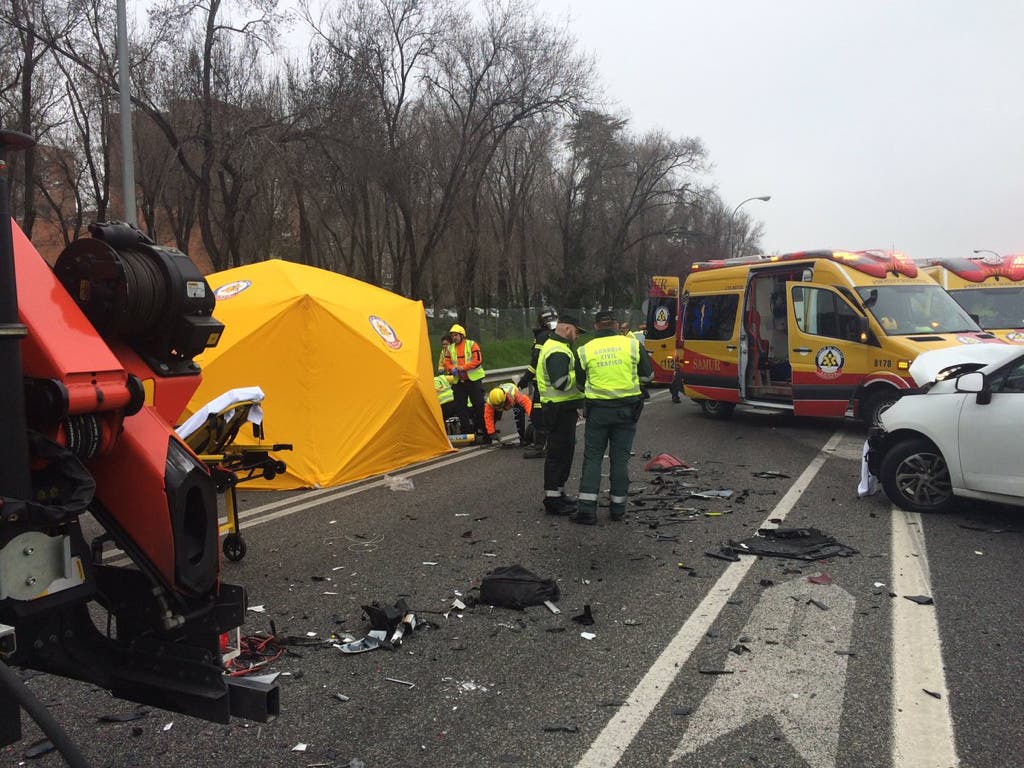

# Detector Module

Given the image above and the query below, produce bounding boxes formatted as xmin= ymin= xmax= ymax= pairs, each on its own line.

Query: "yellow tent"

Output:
xmin=184 ymin=259 xmax=453 ymax=489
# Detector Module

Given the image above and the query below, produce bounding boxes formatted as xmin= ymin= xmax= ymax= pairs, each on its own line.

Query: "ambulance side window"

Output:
xmin=683 ymin=294 xmax=739 ymax=341
xmin=792 ymin=286 xmax=861 ymax=342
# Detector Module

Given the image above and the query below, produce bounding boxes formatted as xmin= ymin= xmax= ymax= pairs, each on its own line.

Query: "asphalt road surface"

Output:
xmin=5 ymin=392 xmax=1023 ymax=767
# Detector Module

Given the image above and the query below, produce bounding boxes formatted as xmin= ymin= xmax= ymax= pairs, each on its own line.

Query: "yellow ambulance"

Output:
xmin=922 ymin=254 xmax=1024 ymax=344
xmin=680 ymin=249 xmax=997 ymax=424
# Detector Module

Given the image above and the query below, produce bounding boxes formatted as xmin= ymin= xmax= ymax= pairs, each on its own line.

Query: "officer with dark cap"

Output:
xmin=572 ymin=309 xmax=653 ymax=524
xmin=535 ymin=314 xmax=585 ymax=515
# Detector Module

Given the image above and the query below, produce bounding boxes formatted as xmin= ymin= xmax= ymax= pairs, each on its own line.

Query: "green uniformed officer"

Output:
xmin=536 ymin=315 xmax=586 ymax=515
xmin=573 ymin=309 xmax=653 ymax=524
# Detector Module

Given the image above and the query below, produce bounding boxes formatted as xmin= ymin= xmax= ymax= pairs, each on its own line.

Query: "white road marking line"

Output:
xmin=575 ymin=428 xmax=847 ymax=768
xmin=891 ymin=508 xmax=959 ymax=768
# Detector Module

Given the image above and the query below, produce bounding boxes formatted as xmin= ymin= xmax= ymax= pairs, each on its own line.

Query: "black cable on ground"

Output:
xmin=0 ymin=659 xmax=90 ymax=768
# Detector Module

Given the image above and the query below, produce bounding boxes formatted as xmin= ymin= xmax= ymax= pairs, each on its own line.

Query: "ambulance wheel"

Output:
xmin=699 ymin=400 xmax=735 ymax=420
xmin=860 ymin=388 xmax=899 ymax=427
xmin=879 ymin=437 xmax=954 ymax=514
xmin=223 ymin=534 xmax=247 ymax=562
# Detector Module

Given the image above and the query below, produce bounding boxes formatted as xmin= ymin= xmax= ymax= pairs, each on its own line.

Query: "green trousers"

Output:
xmin=578 ymin=403 xmax=637 ymax=512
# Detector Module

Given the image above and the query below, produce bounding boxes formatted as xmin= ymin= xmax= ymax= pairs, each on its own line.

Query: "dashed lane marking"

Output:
xmin=574 ymin=428 xmax=847 ymax=768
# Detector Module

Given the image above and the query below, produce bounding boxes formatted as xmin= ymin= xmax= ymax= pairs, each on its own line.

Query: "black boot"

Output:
xmin=570 ymin=505 xmax=597 ymax=525
xmin=543 ymin=497 xmax=573 ymax=516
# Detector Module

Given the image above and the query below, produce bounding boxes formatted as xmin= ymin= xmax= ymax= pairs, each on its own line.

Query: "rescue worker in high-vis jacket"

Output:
xmin=482 ymin=383 xmax=533 ymax=445
xmin=536 ymin=315 xmax=586 ymax=516
xmin=434 ymin=374 xmax=459 ymax=423
xmin=443 ymin=324 xmax=486 ymax=435
xmin=517 ymin=308 xmax=558 ymax=458
xmin=573 ymin=309 xmax=653 ymax=524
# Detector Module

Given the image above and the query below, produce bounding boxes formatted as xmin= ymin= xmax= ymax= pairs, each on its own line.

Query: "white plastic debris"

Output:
xmin=383 ymin=474 xmax=414 ymax=491
xmin=857 ymin=440 xmax=880 ymax=497
xmin=580 ymin=632 xmax=596 ymax=641
xmin=248 ymin=605 xmax=266 ymax=613
xmin=163 ymin=722 xmax=173 ymax=732
xmin=292 ymin=743 xmax=308 ymax=752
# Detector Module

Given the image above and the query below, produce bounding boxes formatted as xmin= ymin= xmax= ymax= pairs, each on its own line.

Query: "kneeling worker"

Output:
xmin=482 ymin=383 xmax=533 ymax=445
xmin=573 ymin=309 xmax=653 ymax=524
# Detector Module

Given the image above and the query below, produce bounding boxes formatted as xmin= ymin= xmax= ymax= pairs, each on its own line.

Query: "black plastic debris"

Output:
xmin=672 ymin=707 xmax=693 ymax=716
xmin=730 ymin=644 xmax=751 ymax=655
xmin=959 ymin=522 xmax=1016 ymax=534
xmin=699 ymin=669 xmax=734 ymax=675
xmin=691 ymin=489 xmax=734 ymax=500
xmin=752 ymin=471 xmax=791 ymax=479
xmin=728 ymin=528 xmax=858 ymax=561
xmin=23 ymin=739 xmax=55 ymax=759
xmin=705 ymin=547 xmax=741 ymax=562
xmin=543 ymin=724 xmax=580 ymax=733
xmin=923 ymin=689 xmax=942 ymax=699
xmin=480 ymin=564 xmax=559 ymax=610
xmin=572 ymin=605 xmax=595 ymax=626
xmin=807 ymin=598 xmax=829 ymax=611
xmin=904 ymin=595 xmax=934 ymax=606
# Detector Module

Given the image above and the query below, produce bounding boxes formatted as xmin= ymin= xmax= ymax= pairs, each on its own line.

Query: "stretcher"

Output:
xmin=178 ymin=388 xmax=292 ymax=561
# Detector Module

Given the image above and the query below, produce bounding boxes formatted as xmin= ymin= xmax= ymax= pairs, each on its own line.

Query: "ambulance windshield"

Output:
xmin=947 ymin=286 xmax=1024 ymax=330
xmin=854 ymin=284 xmax=981 ymax=336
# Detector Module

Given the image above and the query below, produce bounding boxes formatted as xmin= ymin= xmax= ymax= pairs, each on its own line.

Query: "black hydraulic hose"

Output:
xmin=0 ymin=660 xmax=90 ymax=768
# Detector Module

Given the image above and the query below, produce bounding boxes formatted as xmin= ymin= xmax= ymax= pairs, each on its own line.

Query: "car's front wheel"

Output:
xmin=698 ymin=400 xmax=736 ymax=420
xmin=879 ymin=437 xmax=955 ymax=513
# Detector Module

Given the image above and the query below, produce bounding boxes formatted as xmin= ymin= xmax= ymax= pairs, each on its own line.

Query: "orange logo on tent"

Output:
xmin=214 ymin=280 xmax=252 ymax=300
xmin=369 ymin=315 xmax=402 ymax=350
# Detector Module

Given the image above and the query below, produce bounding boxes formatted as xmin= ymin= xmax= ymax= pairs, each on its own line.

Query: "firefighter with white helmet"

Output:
xmin=481 ymin=382 xmax=533 ymax=445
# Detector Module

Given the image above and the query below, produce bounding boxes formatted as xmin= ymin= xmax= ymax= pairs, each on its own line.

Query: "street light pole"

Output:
xmin=726 ymin=195 xmax=771 ymax=259
xmin=116 ymin=0 xmax=137 ymax=226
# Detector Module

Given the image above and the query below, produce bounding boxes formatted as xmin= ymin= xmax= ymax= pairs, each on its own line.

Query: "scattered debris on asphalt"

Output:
xmin=543 ymin=724 xmax=580 ymax=733
xmin=383 ymin=474 xmax=414 ymax=491
xmin=727 ymin=528 xmax=858 ymax=561
xmin=480 ymin=564 xmax=560 ymax=610
xmin=384 ymin=677 xmax=416 ymax=688
xmin=705 ymin=547 xmax=741 ymax=562
xmin=904 ymin=595 xmax=934 ymax=606
xmin=644 ymin=453 xmax=689 ymax=471
xmin=580 ymin=632 xmax=596 ymax=641
xmin=808 ymin=572 xmax=832 ymax=585
xmin=923 ymin=689 xmax=942 ymax=699
xmin=572 ymin=605 xmax=595 ymax=626
xmin=807 ymin=598 xmax=829 ymax=611
xmin=752 ymin=471 xmax=790 ymax=479
xmin=690 ymin=489 xmax=734 ymax=500
xmin=543 ymin=600 xmax=561 ymax=615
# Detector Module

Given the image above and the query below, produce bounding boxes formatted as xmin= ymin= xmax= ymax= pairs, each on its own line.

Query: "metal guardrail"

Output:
xmin=482 ymin=365 xmax=528 ymax=385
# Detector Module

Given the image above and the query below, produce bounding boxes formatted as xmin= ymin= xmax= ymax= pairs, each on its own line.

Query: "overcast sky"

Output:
xmin=543 ymin=0 xmax=1022 ymax=260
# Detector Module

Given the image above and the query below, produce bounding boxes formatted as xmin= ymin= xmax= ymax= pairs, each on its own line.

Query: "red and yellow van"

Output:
xmin=644 ymin=275 xmax=680 ymax=384
xmin=922 ymin=254 xmax=1024 ymax=344
xmin=680 ymin=250 xmax=998 ymax=424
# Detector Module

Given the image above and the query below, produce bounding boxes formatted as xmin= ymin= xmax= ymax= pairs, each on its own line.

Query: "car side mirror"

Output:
xmin=857 ymin=316 xmax=870 ymax=343
xmin=955 ymin=371 xmax=991 ymax=404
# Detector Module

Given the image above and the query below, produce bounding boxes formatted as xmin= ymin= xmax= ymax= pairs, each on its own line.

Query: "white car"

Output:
xmin=867 ymin=344 xmax=1024 ymax=513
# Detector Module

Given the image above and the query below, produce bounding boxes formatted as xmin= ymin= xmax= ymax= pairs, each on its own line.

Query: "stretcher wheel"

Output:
xmin=223 ymin=533 xmax=247 ymax=562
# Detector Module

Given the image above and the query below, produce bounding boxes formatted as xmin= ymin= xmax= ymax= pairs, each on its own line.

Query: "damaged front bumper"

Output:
xmin=865 ymin=426 xmax=891 ymax=478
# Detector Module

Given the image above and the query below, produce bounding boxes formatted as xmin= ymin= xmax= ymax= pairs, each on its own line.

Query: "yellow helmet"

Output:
xmin=488 ymin=387 xmax=506 ymax=407
xmin=449 ymin=323 xmax=466 ymax=336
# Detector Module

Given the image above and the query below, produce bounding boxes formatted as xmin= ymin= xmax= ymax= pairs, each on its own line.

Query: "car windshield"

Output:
xmin=855 ymin=284 xmax=981 ymax=336
xmin=947 ymin=286 xmax=1024 ymax=330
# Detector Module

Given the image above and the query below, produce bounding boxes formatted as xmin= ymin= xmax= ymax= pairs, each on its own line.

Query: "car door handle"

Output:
xmin=793 ymin=347 xmax=812 ymax=354
xmin=726 ymin=345 xmax=737 ymax=351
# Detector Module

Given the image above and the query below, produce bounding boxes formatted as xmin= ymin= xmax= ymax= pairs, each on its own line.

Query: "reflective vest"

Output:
xmin=536 ymin=337 xmax=583 ymax=405
xmin=578 ymin=334 xmax=641 ymax=400
xmin=445 ymin=338 xmax=486 ymax=381
xmin=434 ymin=375 xmax=454 ymax=405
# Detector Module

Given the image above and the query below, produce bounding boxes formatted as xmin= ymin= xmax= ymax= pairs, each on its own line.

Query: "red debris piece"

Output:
xmin=644 ymin=453 xmax=689 ymax=471
xmin=807 ymin=572 xmax=832 ymax=585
